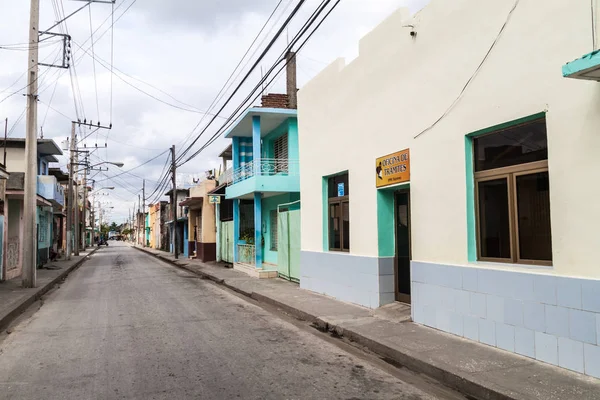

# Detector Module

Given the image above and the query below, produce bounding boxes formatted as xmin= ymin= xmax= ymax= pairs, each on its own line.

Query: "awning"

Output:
xmin=563 ymin=50 xmax=600 ymax=81
xmin=179 ymin=196 xmax=203 ymax=207
xmin=208 ymin=182 xmax=226 ymax=195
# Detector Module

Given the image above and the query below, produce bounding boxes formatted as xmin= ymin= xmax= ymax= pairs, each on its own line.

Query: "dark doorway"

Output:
xmin=395 ymin=190 xmax=411 ymax=304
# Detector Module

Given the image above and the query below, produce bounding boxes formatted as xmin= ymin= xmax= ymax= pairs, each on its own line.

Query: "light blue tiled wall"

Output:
xmin=300 ymin=251 xmax=395 ymax=308
xmin=411 ymin=261 xmax=600 ymax=379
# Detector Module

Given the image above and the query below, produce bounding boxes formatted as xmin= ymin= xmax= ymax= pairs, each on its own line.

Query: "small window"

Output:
xmin=474 ymin=117 xmax=551 ymax=265
xmin=220 ymin=198 xmax=234 ymax=222
xmin=274 ymin=134 xmax=288 ymax=160
xmin=270 ymin=210 xmax=278 ymax=251
xmin=327 ymin=173 xmax=349 ymax=252
xmin=274 ymin=134 xmax=288 ymax=173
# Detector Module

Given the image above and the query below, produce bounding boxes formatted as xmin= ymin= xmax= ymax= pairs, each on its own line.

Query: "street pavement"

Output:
xmin=0 ymin=242 xmax=465 ymax=400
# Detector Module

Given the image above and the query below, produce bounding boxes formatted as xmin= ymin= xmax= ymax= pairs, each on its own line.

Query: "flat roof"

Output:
xmin=3 ymin=138 xmax=63 ymax=156
xmin=219 ymin=144 xmax=232 ymax=160
xmin=224 ymin=107 xmax=297 ymax=138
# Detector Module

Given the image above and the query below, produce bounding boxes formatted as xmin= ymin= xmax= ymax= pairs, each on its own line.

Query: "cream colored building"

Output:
xmin=181 ymin=179 xmax=217 ymax=262
xmin=298 ymin=0 xmax=600 ymax=378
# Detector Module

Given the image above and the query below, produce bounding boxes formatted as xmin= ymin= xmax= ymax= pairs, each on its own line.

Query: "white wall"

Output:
xmin=5 ymin=148 xmax=26 ymax=173
xmin=298 ymin=0 xmax=600 ymax=278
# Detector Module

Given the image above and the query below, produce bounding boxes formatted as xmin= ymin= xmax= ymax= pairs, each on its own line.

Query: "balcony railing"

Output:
xmin=237 ymin=244 xmax=255 ymax=264
xmin=229 ymin=158 xmax=299 ymax=186
xmin=218 ymin=167 xmax=233 ymax=185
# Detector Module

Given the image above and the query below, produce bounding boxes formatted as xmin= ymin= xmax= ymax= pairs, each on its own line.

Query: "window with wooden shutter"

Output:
xmin=273 ymin=134 xmax=288 ymax=173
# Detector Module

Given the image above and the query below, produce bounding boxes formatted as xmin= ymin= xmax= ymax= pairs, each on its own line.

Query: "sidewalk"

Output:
xmin=0 ymin=248 xmax=98 ymax=330
xmin=133 ymin=244 xmax=600 ymax=400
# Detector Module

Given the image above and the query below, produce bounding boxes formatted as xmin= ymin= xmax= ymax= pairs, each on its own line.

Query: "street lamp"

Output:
xmin=90 ymin=186 xmax=115 ymax=193
xmin=95 ymin=161 xmax=124 ymax=168
xmin=74 ymin=161 xmax=124 ymax=174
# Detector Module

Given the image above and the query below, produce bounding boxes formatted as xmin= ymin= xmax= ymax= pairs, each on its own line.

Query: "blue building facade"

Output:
xmin=225 ymin=106 xmax=300 ymax=279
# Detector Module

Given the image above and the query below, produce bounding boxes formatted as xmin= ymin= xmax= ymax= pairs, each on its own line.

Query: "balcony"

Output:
xmin=217 ymin=167 xmax=233 ymax=186
xmin=225 ymin=158 xmax=299 ymax=199
xmin=37 ymin=175 xmax=65 ymax=208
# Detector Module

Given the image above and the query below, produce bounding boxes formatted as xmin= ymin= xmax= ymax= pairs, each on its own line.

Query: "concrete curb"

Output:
xmin=133 ymin=245 xmax=515 ymax=400
xmin=0 ymin=248 xmax=100 ymax=331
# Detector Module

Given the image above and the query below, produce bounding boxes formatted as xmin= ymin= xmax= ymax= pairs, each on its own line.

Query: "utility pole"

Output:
xmin=131 ymin=202 xmax=135 ymax=242
xmin=142 ymin=179 xmax=146 ymax=247
xmin=73 ymin=143 xmax=79 ymax=257
xmin=171 ymin=145 xmax=178 ymax=259
xmin=74 ymin=179 xmax=79 ymax=256
xmin=81 ymin=153 xmax=87 ymax=250
xmin=22 ymin=0 xmax=40 ymax=288
xmin=137 ymin=194 xmax=141 ymax=246
xmin=98 ymin=204 xmax=103 ymax=235
xmin=66 ymin=124 xmax=75 ymax=260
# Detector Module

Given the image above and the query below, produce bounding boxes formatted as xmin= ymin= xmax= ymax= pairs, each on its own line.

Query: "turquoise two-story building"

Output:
xmin=225 ymin=97 xmax=301 ymax=281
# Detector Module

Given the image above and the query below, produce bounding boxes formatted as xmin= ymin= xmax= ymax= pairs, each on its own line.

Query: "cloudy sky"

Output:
xmin=0 ymin=0 xmax=429 ymax=223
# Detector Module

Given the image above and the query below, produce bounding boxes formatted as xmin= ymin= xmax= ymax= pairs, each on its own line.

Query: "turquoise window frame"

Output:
xmin=464 ymin=111 xmax=546 ymax=262
xmin=376 ymin=182 xmax=410 ymax=257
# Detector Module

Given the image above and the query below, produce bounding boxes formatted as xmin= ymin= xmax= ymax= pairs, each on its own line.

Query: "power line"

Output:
xmin=413 ymin=0 xmax=521 ymax=139
xmin=176 ymin=0 xmax=311 ymax=164
xmin=88 ymin=5 xmax=101 ymax=121
xmin=71 ymin=40 xmax=224 ymax=117
xmin=94 ymin=149 xmax=169 ymax=183
xmin=176 ymin=0 xmax=288 ymax=151
xmin=177 ymin=0 xmax=340 ymax=167
xmin=0 ymin=47 xmax=62 ymax=105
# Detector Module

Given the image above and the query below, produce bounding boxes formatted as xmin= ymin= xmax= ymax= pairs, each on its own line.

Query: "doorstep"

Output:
xmin=233 ymin=262 xmax=278 ymax=279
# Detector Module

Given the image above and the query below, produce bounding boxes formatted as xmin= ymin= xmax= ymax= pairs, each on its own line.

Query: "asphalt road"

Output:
xmin=0 ymin=242 xmax=464 ymax=399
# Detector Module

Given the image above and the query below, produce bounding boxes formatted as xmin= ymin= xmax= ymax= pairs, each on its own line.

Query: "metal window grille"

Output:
xmin=274 ymin=134 xmax=288 ymax=173
xmin=270 ymin=209 xmax=278 ymax=251
xmin=274 ymin=134 xmax=288 ymax=160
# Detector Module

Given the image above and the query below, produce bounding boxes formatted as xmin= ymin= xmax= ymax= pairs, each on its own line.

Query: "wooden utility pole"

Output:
xmin=22 ymin=0 xmax=40 ymax=288
xmin=142 ymin=179 xmax=145 ymax=247
xmin=171 ymin=145 xmax=178 ymax=259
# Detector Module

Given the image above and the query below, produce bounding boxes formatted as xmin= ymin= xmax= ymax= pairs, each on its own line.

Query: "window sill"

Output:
xmin=469 ymin=260 xmax=553 ymax=271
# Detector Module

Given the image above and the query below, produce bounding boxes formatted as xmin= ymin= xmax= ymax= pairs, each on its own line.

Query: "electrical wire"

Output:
xmin=88 ymin=5 xmax=101 ymax=121
xmin=0 ymin=49 xmax=60 ymax=105
xmin=41 ymin=74 xmax=62 ymax=129
xmin=6 ymin=108 xmax=27 ymax=137
xmin=413 ymin=0 xmax=521 ymax=139
xmin=177 ymin=0 xmax=339 ymax=167
xmin=38 ymin=99 xmax=72 ymax=121
xmin=93 ymin=149 xmax=169 ymax=183
xmin=592 ymin=0 xmax=597 ymax=50
xmin=176 ymin=0 xmax=311 ymax=164
xmin=176 ymin=0 xmax=288 ymax=151
xmin=110 ymin=1 xmax=115 ymax=121
xmin=71 ymin=40 xmax=223 ymax=117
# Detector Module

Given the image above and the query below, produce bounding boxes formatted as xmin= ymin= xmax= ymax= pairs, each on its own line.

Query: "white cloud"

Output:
xmin=0 ymin=0 xmax=429 ymax=222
